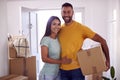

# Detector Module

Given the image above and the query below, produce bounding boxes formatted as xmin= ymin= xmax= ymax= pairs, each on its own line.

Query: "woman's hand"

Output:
xmin=61 ymin=56 xmax=72 ymax=64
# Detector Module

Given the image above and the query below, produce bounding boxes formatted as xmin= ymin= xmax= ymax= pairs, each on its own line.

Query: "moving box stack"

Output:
xmin=0 ymin=35 xmax=36 ymax=80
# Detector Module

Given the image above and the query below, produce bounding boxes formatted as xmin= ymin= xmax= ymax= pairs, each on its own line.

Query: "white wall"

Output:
xmin=107 ymin=0 xmax=120 ymax=79
xmin=0 ymin=0 xmax=9 ymax=77
xmin=115 ymin=0 xmax=120 ymax=78
xmin=7 ymin=2 xmax=21 ymax=35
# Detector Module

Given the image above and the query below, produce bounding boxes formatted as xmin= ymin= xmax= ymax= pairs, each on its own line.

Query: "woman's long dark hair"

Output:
xmin=44 ymin=16 xmax=61 ymax=36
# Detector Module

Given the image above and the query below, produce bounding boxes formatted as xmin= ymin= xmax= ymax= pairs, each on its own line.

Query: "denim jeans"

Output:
xmin=60 ymin=68 xmax=85 ymax=80
xmin=39 ymin=73 xmax=60 ymax=80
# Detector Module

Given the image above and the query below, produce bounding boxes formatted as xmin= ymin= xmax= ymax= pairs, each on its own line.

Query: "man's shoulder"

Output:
xmin=73 ymin=20 xmax=84 ymax=27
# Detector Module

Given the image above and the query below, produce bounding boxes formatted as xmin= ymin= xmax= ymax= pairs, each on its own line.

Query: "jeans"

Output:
xmin=60 ymin=68 xmax=85 ymax=80
xmin=39 ymin=73 xmax=60 ymax=80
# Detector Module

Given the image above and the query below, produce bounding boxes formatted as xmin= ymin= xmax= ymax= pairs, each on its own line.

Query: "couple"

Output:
xmin=39 ymin=2 xmax=110 ymax=80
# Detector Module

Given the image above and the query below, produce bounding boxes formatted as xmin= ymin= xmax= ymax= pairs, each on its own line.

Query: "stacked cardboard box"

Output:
xmin=77 ymin=46 xmax=106 ymax=80
xmin=8 ymin=47 xmax=36 ymax=80
xmin=9 ymin=47 xmax=17 ymax=58
xmin=0 ymin=74 xmax=28 ymax=80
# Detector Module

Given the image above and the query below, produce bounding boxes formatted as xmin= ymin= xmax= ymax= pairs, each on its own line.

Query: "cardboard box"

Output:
xmin=10 ymin=75 xmax=28 ymax=80
xmin=77 ymin=46 xmax=106 ymax=75
xmin=9 ymin=47 xmax=17 ymax=58
xmin=26 ymin=56 xmax=36 ymax=80
xmin=9 ymin=58 xmax=25 ymax=75
xmin=0 ymin=74 xmax=28 ymax=80
xmin=0 ymin=74 xmax=17 ymax=80
xmin=9 ymin=56 xmax=36 ymax=80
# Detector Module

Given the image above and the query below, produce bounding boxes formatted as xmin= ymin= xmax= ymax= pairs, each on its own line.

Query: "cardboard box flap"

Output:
xmin=0 ymin=75 xmax=28 ymax=80
xmin=10 ymin=76 xmax=28 ymax=80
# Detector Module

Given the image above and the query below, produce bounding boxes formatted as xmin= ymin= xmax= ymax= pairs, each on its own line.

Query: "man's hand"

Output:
xmin=105 ymin=60 xmax=110 ymax=71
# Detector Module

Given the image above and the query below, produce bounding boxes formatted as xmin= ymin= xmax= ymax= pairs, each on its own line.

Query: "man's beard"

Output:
xmin=62 ymin=16 xmax=72 ymax=24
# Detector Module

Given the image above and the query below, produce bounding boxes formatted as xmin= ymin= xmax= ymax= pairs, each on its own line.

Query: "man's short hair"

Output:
xmin=62 ymin=2 xmax=73 ymax=9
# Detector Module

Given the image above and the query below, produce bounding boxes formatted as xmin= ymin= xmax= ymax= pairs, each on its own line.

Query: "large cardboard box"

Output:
xmin=77 ymin=46 xmax=106 ymax=75
xmin=9 ymin=56 xmax=36 ymax=80
xmin=9 ymin=58 xmax=25 ymax=75
xmin=0 ymin=74 xmax=28 ymax=80
xmin=26 ymin=56 xmax=36 ymax=80
xmin=9 ymin=47 xmax=17 ymax=58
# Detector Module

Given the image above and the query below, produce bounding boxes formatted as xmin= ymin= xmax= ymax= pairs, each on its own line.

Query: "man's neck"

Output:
xmin=65 ymin=20 xmax=73 ymax=26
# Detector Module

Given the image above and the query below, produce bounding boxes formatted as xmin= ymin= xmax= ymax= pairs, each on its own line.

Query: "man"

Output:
xmin=58 ymin=2 xmax=110 ymax=80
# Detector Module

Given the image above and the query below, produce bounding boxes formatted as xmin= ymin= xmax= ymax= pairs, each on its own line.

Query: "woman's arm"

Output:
xmin=41 ymin=46 xmax=71 ymax=64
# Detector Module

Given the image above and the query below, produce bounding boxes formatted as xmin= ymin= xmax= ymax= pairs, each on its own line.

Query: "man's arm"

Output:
xmin=92 ymin=33 xmax=110 ymax=71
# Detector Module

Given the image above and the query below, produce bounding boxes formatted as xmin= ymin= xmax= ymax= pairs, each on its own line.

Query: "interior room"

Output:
xmin=0 ymin=0 xmax=120 ymax=80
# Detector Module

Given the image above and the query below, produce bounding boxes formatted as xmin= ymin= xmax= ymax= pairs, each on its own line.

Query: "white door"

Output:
xmin=22 ymin=8 xmax=38 ymax=55
xmin=29 ymin=12 xmax=38 ymax=54
xmin=21 ymin=7 xmax=39 ymax=80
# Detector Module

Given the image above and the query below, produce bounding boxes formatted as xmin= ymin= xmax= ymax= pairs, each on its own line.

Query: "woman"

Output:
xmin=39 ymin=16 xmax=71 ymax=80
